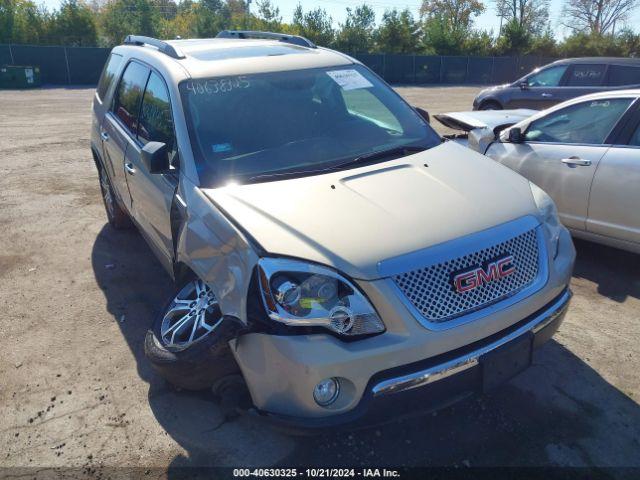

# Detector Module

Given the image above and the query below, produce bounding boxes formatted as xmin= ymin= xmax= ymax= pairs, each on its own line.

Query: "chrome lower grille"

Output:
xmin=392 ymin=228 xmax=540 ymax=323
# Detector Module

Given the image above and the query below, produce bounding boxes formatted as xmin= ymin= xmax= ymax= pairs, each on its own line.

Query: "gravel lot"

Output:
xmin=1 ymin=86 xmax=639 ymax=473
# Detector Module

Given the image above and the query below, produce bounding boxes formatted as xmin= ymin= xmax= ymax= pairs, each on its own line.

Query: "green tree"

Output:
xmin=100 ymin=0 xmax=162 ymax=45
xmin=420 ymin=0 xmax=484 ymax=54
xmin=527 ymin=30 xmax=558 ymax=56
xmin=615 ymin=28 xmax=640 ymax=56
xmin=462 ymin=29 xmax=493 ymax=55
xmin=374 ymin=8 xmax=418 ymax=53
xmin=560 ymin=31 xmax=621 ymax=56
xmin=495 ymin=0 xmax=549 ymax=36
xmin=292 ymin=4 xmax=334 ymax=46
xmin=420 ymin=0 xmax=484 ymax=33
xmin=51 ymin=0 xmax=97 ymax=46
xmin=194 ymin=0 xmax=230 ymax=38
xmin=253 ymin=0 xmax=281 ymax=31
xmin=153 ymin=0 xmax=177 ymax=20
xmin=334 ymin=4 xmax=375 ymax=53
xmin=495 ymin=18 xmax=531 ymax=54
xmin=0 ymin=0 xmax=50 ymax=44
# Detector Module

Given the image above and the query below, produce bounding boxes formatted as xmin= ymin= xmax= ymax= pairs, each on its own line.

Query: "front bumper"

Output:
xmin=248 ymin=288 xmax=571 ymax=432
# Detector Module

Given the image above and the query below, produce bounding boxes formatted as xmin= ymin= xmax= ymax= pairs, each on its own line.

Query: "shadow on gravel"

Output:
xmin=91 ymin=224 xmax=295 ymax=467
xmin=92 ymin=226 xmax=640 ymax=469
xmin=572 ymin=239 xmax=640 ymax=303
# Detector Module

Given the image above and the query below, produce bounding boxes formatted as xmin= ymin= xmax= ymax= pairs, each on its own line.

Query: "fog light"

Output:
xmin=313 ymin=378 xmax=340 ymax=406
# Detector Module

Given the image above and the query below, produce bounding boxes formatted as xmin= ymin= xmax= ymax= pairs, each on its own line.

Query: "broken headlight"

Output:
xmin=257 ymin=258 xmax=385 ymax=337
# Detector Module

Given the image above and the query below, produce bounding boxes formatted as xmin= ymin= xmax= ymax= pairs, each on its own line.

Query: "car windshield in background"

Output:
xmin=180 ymin=65 xmax=440 ymax=185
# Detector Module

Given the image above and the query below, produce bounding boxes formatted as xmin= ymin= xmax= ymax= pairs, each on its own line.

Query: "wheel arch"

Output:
xmin=90 ymin=145 xmax=103 ymax=171
xmin=479 ymin=98 xmax=503 ymax=110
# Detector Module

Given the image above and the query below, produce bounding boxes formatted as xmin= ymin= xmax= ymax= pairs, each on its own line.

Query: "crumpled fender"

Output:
xmin=174 ymin=177 xmax=260 ymax=324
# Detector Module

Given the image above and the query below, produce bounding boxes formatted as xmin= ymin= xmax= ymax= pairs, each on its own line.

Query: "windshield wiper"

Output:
xmin=330 ymin=145 xmax=427 ymax=170
xmin=245 ymin=145 xmax=427 ymax=183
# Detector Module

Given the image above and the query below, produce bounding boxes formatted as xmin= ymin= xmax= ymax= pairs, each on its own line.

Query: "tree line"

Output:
xmin=1 ymin=0 xmax=639 ymax=57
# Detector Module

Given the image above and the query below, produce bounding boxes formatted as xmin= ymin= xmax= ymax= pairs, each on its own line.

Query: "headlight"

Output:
xmin=529 ymin=181 xmax=561 ymax=258
xmin=257 ymin=258 xmax=385 ymax=337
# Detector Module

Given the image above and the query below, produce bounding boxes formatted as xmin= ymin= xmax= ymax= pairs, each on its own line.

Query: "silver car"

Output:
xmin=439 ymin=90 xmax=640 ymax=255
xmin=90 ymin=31 xmax=575 ymax=431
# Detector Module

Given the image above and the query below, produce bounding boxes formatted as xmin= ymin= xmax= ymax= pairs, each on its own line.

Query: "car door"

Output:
xmin=94 ymin=52 xmax=123 ymax=180
xmin=102 ymin=61 xmax=150 ymax=210
xmin=486 ymin=97 xmax=635 ymax=231
xmin=124 ymin=70 xmax=178 ymax=270
xmin=507 ymin=64 xmax=569 ymax=109
xmin=587 ymin=103 xmax=640 ymax=245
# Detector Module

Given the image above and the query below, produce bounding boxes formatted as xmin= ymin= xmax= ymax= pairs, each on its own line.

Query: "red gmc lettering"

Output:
xmin=453 ymin=255 xmax=516 ymax=294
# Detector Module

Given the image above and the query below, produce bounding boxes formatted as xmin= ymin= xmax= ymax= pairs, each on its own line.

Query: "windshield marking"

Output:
xmin=185 ymin=76 xmax=251 ymax=95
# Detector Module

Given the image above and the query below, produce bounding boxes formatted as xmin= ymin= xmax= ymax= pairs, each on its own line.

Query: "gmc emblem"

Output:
xmin=451 ymin=255 xmax=516 ymax=294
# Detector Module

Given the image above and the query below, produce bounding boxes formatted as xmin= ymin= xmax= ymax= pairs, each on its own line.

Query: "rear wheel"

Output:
xmin=144 ymin=278 xmax=243 ymax=391
xmin=479 ymin=100 xmax=502 ymax=111
xmin=98 ymin=166 xmax=131 ymax=229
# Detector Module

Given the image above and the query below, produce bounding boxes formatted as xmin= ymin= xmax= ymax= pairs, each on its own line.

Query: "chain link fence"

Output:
xmin=0 ymin=44 xmax=110 ymax=84
xmin=0 ymin=43 xmax=555 ymax=86
xmin=353 ymin=53 xmax=557 ymax=85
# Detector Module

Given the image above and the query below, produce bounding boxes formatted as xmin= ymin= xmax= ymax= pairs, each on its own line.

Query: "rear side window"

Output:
xmin=112 ymin=62 xmax=150 ymax=134
xmin=525 ymin=98 xmax=632 ymax=145
xmin=566 ymin=64 xmax=606 ymax=87
xmin=138 ymin=72 xmax=176 ymax=156
xmin=96 ymin=53 xmax=123 ymax=100
xmin=608 ymin=65 xmax=640 ymax=86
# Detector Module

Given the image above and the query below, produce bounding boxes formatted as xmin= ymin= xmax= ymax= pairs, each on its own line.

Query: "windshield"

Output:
xmin=180 ymin=65 xmax=440 ymax=185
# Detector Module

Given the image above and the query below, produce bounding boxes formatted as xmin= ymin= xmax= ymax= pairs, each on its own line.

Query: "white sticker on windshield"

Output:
xmin=326 ymin=69 xmax=373 ymax=91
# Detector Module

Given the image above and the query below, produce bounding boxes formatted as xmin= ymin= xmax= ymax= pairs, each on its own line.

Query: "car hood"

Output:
xmin=434 ymin=109 xmax=537 ymax=132
xmin=202 ymin=141 xmax=537 ymax=280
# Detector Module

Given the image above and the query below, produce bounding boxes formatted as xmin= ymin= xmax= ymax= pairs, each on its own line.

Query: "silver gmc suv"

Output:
xmin=90 ymin=31 xmax=575 ymax=431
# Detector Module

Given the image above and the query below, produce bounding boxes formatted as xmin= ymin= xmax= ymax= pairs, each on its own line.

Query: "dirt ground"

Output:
xmin=1 ymin=86 xmax=639 ymax=474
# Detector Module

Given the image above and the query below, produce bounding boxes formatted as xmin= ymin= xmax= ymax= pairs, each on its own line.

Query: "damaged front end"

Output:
xmin=434 ymin=109 xmax=537 ymax=153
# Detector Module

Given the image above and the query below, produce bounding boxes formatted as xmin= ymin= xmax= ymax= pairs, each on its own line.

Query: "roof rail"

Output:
xmin=123 ymin=35 xmax=186 ymax=59
xmin=216 ymin=30 xmax=317 ymax=49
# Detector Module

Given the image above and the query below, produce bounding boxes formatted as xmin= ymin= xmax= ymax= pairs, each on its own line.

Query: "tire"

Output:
xmin=98 ymin=165 xmax=132 ymax=230
xmin=144 ymin=278 xmax=243 ymax=391
xmin=478 ymin=100 xmax=503 ymax=111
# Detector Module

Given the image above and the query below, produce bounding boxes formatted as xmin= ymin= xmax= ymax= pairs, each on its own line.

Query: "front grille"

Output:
xmin=392 ymin=229 xmax=540 ymax=323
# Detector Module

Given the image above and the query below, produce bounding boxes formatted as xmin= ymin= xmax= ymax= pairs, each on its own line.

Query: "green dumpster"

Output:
xmin=0 ymin=65 xmax=42 ymax=89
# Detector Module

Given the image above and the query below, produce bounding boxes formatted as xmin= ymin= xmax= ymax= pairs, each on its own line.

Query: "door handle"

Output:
xmin=100 ymin=131 xmax=109 ymax=141
xmin=561 ymin=157 xmax=592 ymax=167
xmin=124 ymin=163 xmax=136 ymax=175
xmin=541 ymin=93 xmax=553 ymax=98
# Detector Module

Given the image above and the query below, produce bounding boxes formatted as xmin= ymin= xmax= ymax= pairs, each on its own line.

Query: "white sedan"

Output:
xmin=436 ymin=90 xmax=640 ymax=254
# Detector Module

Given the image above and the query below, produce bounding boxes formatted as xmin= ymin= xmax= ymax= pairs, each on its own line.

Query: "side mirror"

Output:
xmin=141 ymin=141 xmax=170 ymax=174
xmin=519 ymin=81 xmax=529 ymax=90
xmin=414 ymin=107 xmax=430 ymax=123
xmin=508 ymin=127 xmax=524 ymax=143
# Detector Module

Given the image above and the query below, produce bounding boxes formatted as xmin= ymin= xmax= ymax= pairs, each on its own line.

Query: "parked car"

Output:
xmin=91 ymin=31 xmax=575 ymax=431
xmin=438 ymin=90 xmax=640 ymax=255
xmin=473 ymin=57 xmax=640 ymax=111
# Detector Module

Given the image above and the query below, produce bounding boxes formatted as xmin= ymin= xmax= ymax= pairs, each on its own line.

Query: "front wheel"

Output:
xmin=144 ymin=278 xmax=243 ymax=390
xmin=478 ymin=100 xmax=502 ymax=111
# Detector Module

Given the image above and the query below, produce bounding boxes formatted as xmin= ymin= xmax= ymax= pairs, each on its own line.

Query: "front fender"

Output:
xmin=174 ymin=178 xmax=259 ymax=324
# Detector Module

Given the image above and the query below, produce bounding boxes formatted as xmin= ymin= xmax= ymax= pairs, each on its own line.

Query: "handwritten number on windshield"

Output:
xmin=185 ymin=76 xmax=250 ymax=95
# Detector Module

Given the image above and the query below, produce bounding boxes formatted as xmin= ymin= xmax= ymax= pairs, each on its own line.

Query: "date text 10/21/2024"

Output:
xmin=232 ymin=469 xmax=401 ymax=478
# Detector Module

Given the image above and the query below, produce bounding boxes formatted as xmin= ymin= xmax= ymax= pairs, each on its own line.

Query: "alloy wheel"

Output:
xmin=160 ymin=279 xmax=222 ymax=350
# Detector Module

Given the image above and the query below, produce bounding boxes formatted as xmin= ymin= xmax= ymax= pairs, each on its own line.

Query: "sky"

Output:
xmin=39 ymin=0 xmax=640 ymax=39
